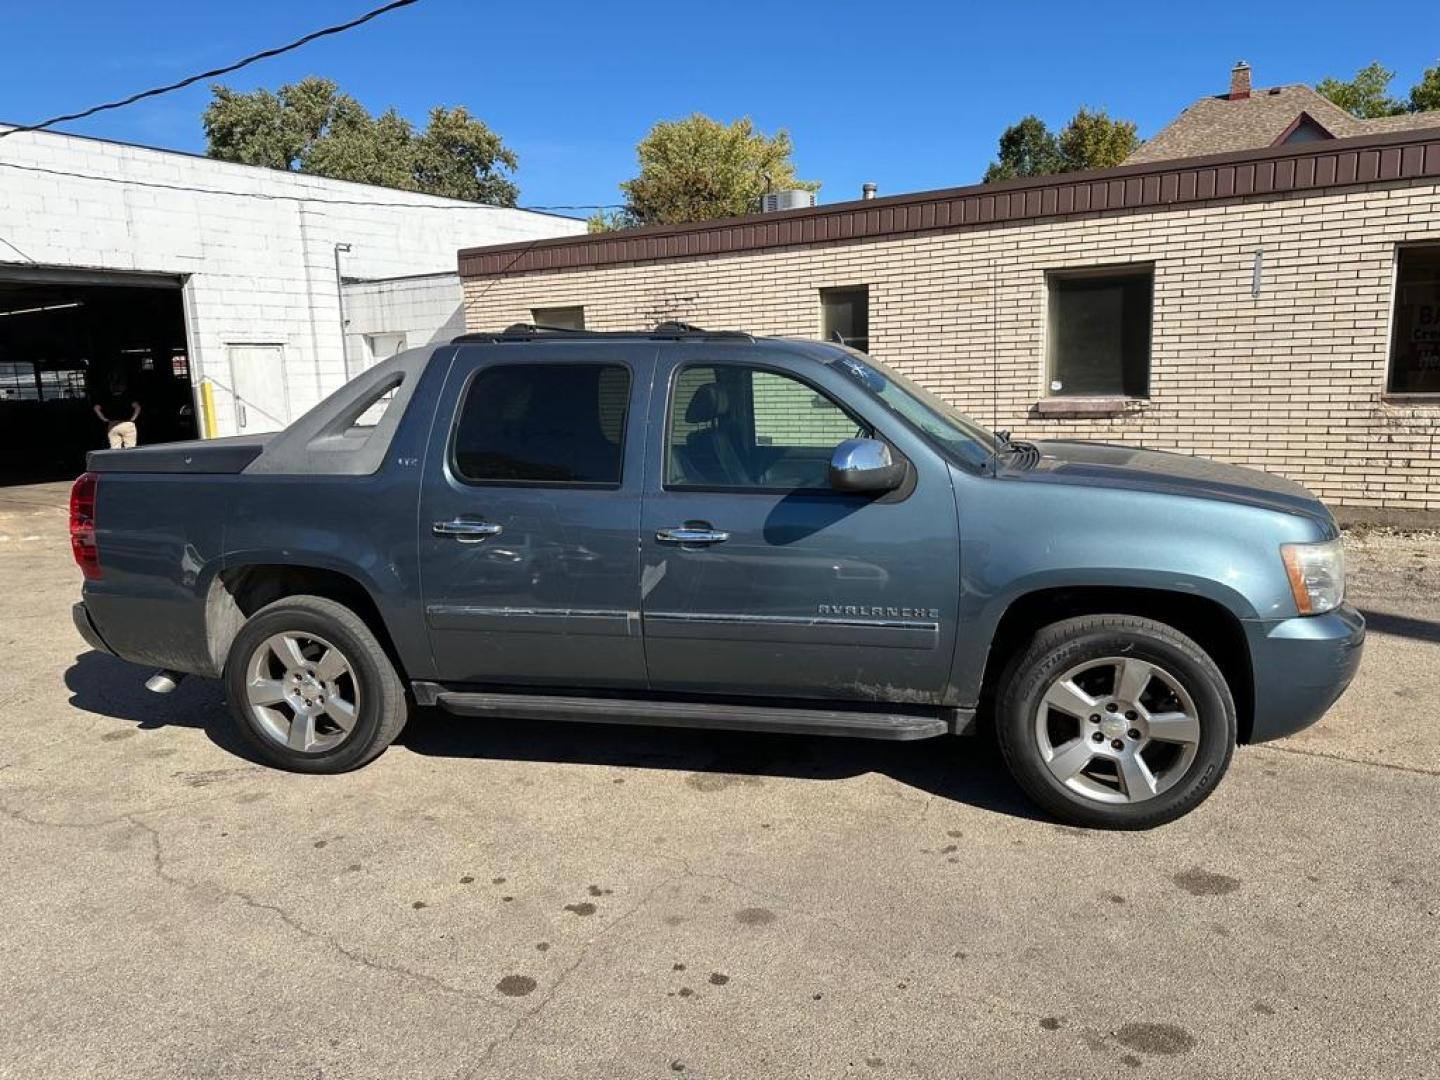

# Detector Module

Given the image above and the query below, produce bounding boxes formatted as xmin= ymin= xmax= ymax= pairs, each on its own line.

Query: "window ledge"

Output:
xmin=1030 ymin=396 xmax=1149 ymax=418
xmin=1382 ymin=394 xmax=1440 ymax=407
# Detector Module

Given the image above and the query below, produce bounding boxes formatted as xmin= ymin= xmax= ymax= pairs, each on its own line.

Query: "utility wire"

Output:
xmin=0 ymin=158 xmax=622 ymax=215
xmin=0 ymin=0 xmax=422 ymax=139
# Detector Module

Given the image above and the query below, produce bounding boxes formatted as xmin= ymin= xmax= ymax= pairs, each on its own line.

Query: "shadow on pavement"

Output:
xmin=399 ymin=705 xmax=1045 ymax=823
xmin=63 ymin=650 xmax=263 ymax=764
xmin=1359 ymin=609 xmax=1440 ymax=645
xmin=64 ymin=649 xmax=1043 ymax=823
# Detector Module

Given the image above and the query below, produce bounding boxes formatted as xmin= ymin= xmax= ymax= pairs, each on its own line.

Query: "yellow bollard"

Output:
xmin=199 ymin=379 xmax=218 ymax=439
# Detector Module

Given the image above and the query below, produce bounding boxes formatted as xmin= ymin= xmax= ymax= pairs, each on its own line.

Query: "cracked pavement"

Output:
xmin=1 ymin=482 xmax=1437 ymax=1079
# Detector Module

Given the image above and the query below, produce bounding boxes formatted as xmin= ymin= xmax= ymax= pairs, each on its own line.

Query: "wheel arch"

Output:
xmin=976 ymin=585 xmax=1256 ymax=743
xmin=206 ymin=561 xmax=405 ymax=679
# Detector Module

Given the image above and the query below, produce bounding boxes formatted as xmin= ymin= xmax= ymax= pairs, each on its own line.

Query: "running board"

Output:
xmin=421 ymin=688 xmax=955 ymax=741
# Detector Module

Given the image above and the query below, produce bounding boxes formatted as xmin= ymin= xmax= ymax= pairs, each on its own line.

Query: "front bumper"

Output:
xmin=72 ymin=601 xmax=116 ymax=657
xmin=1244 ymin=603 xmax=1365 ymax=742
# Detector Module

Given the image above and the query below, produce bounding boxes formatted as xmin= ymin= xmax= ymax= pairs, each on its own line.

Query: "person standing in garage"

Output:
xmin=91 ymin=363 xmax=141 ymax=449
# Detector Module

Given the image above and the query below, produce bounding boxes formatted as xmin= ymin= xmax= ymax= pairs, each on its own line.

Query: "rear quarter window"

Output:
xmin=452 ymin=363 xmax=630 ymax=485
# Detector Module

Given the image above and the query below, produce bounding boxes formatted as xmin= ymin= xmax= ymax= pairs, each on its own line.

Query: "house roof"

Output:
xmin=458 ymin=125 xmax=1440 ymax=280
xmin=1127 ymin=81 xmax=1440 ymax=165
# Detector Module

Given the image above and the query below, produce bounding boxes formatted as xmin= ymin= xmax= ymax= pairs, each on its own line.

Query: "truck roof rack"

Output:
xmin=452 ymin=322 xmax=754 ymax=344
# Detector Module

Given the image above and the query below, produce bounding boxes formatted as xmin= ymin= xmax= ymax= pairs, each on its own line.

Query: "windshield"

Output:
xmin=828 ymin=349 xmax=998 ymax=468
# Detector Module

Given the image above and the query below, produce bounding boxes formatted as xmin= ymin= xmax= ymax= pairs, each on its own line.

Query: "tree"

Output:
xmin=1057 ymin=108 xmax=1140 ymax=172
xmin=607 ymin=114 xmax=818 ymax=228
xmin=1317 ymin=61 xmax=1407 ymax=118
xmin=983 ymin=116 xmax=1061 ymax=183
xmin=1411 ymin=63 xmax=1440 ymax=113
xmin=983 ymin=108 xmax=1139 ymax=183
xmin=202 ymin=78 xmax=519 ymax=205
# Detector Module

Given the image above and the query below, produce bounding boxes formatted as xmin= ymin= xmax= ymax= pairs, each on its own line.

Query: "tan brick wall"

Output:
xmin=462 ymin=178 xmax=1440 ymax=512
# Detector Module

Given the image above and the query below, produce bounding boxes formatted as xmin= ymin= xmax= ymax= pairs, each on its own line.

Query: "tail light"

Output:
xmin=70 ymin=472 xmax=101 ymax=580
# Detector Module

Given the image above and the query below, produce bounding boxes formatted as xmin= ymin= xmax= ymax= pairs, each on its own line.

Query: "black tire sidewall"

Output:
xmin=998 ymin=619 xmax=1236 ymax=829
xmin=224 ymin=599 xmax=400 ymax=773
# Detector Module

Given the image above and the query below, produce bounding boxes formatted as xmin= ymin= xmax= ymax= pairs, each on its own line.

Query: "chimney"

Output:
xmin=1229 ymin=61 xmax=1252 ymax=100
xmin=861 ymin=182 xmax=877 ymax=200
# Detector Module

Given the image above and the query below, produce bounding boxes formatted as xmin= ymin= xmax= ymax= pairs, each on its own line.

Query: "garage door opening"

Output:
xmin=0 ymin=272 xmax=196 ymax=484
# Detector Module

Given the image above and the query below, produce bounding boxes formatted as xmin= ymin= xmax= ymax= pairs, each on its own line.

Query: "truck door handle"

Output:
xmin=656 ymin=526 xmax=730 ymax=545
xmin=433 ymin=518 xmax=503 ymax=542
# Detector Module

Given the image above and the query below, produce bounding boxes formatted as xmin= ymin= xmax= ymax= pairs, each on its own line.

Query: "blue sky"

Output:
xmin=4 ymin=0 xmax=1438 ymax=216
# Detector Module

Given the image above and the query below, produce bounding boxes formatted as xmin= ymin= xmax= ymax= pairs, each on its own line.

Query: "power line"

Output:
xmin=0 ymin=158 xmax=622 ymax=215
xmin=0 ymin=0 xmax=423 ymax=139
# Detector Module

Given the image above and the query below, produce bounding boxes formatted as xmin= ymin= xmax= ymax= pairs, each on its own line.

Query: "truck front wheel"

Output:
xmin=223 ymin=595 xmax=409 ymax=773
xmin=995 ymin=615 xmax=1236 ymax=829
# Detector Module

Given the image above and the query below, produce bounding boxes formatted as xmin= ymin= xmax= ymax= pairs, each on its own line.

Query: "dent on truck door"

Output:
xmin=638 ymin=357 xmax=961 ymax=703
xmin=417 ymin=345 xmax=654 ymax=688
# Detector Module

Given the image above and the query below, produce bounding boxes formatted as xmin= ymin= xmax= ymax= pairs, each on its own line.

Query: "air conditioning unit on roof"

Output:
xmin=760 ymin=190 xmax=816 ymax=213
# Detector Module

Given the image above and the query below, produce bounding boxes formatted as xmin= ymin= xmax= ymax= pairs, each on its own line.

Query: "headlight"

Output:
xmin=1280 ymin=539 xmax=1345 ymax=615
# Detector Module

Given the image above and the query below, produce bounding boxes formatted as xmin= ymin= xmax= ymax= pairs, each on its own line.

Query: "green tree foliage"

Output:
xmin=1410 ymin=63 xmax=1440 ymax=113
xmin=982 ymin=116 xmax=1061 ymax=183
xmin=202 ymin=78 xmax=519 ymax=205
xmin=1317 ymin=61 xmax=1407 ymax=118
xmin=983 ymin=108 xmax=1140 ymax=183
xmin=604 ymin=114 xmax=818 ymax=229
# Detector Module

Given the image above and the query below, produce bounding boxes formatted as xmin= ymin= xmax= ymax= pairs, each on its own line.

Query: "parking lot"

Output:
xmin=1 ymin=480 xmax=1436 ymax=1079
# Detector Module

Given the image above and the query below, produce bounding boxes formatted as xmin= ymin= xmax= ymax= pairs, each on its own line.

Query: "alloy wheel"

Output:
xmin=243 ymin=631 xmax=360 ymax=753
xmin=1033 ymin=655 xmax=1202 ymax=804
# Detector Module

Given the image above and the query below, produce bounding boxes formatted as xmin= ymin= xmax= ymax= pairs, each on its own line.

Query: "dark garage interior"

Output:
xmin=0 ymin=272 xmax=197 ymax=484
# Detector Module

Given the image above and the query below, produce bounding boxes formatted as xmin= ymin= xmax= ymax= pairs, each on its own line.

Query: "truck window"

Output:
xmin=666 ymin=364 xmax=868 ymax=489
xmin=453 ymin=363 xmax=630 ymax=485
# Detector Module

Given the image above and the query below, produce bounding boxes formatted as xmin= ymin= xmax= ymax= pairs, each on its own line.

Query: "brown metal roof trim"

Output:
xmin=459 ymin=126 xmax=1440 ymax=279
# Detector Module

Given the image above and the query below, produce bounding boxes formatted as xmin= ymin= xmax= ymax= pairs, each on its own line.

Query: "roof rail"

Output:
xmin=452 ymin=322 xmax=753 ymax=344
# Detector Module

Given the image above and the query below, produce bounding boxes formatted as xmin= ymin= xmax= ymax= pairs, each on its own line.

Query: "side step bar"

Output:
xmin=420 ymin=687 xmax=958 ymax=741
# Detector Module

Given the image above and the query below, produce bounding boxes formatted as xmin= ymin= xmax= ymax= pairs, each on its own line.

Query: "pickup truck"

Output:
xmin=70 ymin=324 xmax=1364 ymax=828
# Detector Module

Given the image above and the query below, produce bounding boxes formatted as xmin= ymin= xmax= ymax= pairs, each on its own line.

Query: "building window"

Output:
xmin=453 ymin=363 xmax=629 ymax=485
xmin=531 ymin=305 xmax=585 ymax=331
xmin=1389 ymin=245 xmax=1440 ymax=395
xmin=821 ymin=287 xmax=869 ymax=353
xmin=1046 ymin=267 xmax=1153 ymax=398
xmin=666 ymin=364 xmax=869 ymax=489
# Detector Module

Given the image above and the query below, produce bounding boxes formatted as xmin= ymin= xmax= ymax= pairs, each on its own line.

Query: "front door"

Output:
xmin=418 ymin=343 xmax=653 ymax=688
xmin=639 ymin=353 xmax=961 ymax=704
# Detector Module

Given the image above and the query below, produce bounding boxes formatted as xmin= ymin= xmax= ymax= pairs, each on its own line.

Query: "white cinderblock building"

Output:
xmin=341 ymin=271 xmax=468 ymax=372
xmin=0 ymin=126 xmax=582 ymax=478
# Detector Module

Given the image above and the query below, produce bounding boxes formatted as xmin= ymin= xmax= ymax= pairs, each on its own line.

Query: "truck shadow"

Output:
xmin=63 ymin=651 xmax=264 ymax=764
xmin=63 ymin=650 xmax=1043 ymax=822
xmin=399 ymin=706 xmax=1046 ymax=823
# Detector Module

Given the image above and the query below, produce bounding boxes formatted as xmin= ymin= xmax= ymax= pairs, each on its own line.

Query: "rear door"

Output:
xmin=638 ymin=349 xmax=961 ymax=703
xmin=418 ymin=342 xmax=654 ymax=688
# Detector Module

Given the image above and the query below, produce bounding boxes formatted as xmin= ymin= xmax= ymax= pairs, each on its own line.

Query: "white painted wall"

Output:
xmin=341 ymin=272 xmax=466 ymax=373
xmin=0 ymin=127 xmax=584 ymax=435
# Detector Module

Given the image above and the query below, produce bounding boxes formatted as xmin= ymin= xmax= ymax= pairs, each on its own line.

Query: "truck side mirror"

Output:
xmin=829 ymin=438 xmax=905 ymax=493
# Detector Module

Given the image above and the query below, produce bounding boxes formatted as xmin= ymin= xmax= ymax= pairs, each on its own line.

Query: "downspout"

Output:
xmin=334 ymin=242 xmax=353 ymax=382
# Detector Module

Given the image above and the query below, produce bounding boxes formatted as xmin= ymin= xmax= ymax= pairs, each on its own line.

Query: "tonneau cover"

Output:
xmin=86 ymin=434 xmax=272 ymax=474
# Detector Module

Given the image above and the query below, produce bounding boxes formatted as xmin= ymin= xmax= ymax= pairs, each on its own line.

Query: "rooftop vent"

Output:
xmin=760 ymin=190 xmax=816 ymax=213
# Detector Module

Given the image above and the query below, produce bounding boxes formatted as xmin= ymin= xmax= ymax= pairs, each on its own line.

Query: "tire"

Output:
xmin=995 ymin=615 xmax=1236 ymax=829
xmin=223 ymin=595 xmax=408 ymax=773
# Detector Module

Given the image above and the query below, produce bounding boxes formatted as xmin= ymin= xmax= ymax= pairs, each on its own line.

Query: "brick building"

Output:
xmin=458 ymin=126 xmax=1440 ymax=522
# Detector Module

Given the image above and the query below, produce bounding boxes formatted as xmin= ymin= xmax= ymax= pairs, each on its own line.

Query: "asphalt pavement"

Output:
xmin=1 ymin=481 xmax=1435 ymax=1079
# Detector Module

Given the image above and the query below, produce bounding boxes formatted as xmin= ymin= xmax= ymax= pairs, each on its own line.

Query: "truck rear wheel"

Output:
xmin=995 ymin=615 xmax=1236 ymax=829
xmin=223 ymin=595 xmax=408 ymax=773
